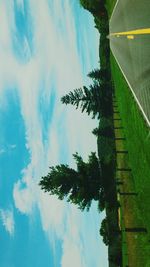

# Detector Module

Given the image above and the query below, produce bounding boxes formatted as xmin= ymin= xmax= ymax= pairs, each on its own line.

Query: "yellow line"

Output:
xmin=110 ymin=28 xmax=150 ymax=36
xmin=127 ymin=35 xmax=134 ymax=39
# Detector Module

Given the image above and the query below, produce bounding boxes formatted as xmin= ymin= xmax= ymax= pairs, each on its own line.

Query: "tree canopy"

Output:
xmin=61 ymin=80 xmax=113 ymax=119
xmin=92 ymin=117 xmax=114 ymax=137
xmin=99 ymin=217 xmax=109 ymax=246
xmin=61 ymin=83 xmax=101 ymax=119
xmin=39 ymin=152 xmax=104 ymax=211
xmin=88 ymin=68 xmax=110 ymax=82
xmin=80 ymin=0 xmax=105 ymax=16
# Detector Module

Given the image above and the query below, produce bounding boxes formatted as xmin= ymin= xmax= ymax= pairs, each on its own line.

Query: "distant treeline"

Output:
xmin=39 ymin=1 xmax=122 ymax=267
xmin=79 ymin=2 xmax=122 ymax=266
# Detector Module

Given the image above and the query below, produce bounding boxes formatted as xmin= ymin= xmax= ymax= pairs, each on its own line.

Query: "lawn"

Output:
xmin=111 ymin=55 xmax=150 ymax=229
xmin=105 ymin=0 xmax=116 ymax=18
xmin=105 ymin=0 xmax=150 ymax=266
xmin=113 ymin=102 xmax=150 ymax=267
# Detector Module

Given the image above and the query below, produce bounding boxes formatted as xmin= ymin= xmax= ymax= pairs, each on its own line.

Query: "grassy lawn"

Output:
xmin=111 ymin=55 xmax=150 ymax=226
xmin=105 ymin=0 xmax=150 ymax=266
xmin=105 ymin=0 xmax=116 ymax=18
xmin=113 ymin=108 xmax=150 ymax=267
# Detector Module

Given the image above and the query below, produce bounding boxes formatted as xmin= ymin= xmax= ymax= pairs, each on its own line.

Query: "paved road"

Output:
xmin=109 ymin=0 xmax=150 ymax=126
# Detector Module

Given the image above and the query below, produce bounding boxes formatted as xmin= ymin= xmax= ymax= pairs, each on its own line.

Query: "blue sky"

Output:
xmin=0 ymin=1 xmax=108 ymax=266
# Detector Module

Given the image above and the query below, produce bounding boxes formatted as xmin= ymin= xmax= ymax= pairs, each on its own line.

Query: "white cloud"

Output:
xmin=10 ymin=144 xmax=16 ymax=149
xmin=13 ymin=179 xmax=35 ymax=214
xmin=61 ymin=206 xmax=85 ymax=267
xmin=11 ymin=0 xmax=98 ymax=213
xmin=0 ymin=0 xmax=104 ymax=266
xmin=38 ymin=191 xmax=66 ymax=234
xmin=62 ymin=240 xmax=85 ymax=267
xmin=0 ymin=209 xmax=15 ymax=236
xmin=0 ymin=145 xmax=16 ymax=155
xmin=61 ymin=205 xmax=108 ymax=267
xmin=13 ymin=159 xmax=44 ymax=214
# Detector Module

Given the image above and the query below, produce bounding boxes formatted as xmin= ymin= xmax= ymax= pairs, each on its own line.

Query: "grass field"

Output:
xmin=113 ymin=101 xmax=150 ymax=267
xmin=105 ymin=0 xmax=150 ymax=266
xmin=105 ymin=0 xmax=116 ymax=18
xmin=111 ymin=56 xmax=150 ymax=225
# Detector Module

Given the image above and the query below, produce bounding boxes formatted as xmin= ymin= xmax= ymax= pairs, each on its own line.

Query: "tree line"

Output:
xmin=40 ymin=67 xmax=110 ymax=197
xmin=39 ymin=66 xmax=115 ymax=210
xmin=39 ymin=1 xmax=122 ymax=266
xmin=39 ymin=66 xmax=120 ymax=257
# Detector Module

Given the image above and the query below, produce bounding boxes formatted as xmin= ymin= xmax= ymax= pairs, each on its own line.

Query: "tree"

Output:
xmin=98 ymin=188 xmax=105 ymax=212
xmin=61 ymin=80 xmax=113 ymax=118
xmin=39 ymin=152 xmax=104 ymax=211
xmin=80 ymin=0 xmax=106 ymax=17
xmin=88 ymin=68 xmax=110 ymax=81
xmin=61 ymin=83 xmax=101 ymax=119
xmin=99 ymin=217 xmax=109 ymax=245
xmin=98 ymin=136 xmax=115 ymax=165
xmin=92 ymin=126 xmax=114 ymax=138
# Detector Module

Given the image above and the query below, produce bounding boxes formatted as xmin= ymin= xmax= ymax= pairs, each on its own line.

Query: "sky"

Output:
xmin=0 ymin=1 xmax=108 ymax=266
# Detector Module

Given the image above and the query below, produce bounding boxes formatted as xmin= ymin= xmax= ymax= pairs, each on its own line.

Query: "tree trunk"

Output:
xmin=116 ymin=150 xmax=128 ymax=154
xmin=117 ymin=168 xmax=131 ymax=172
xmin=114 ymin=127 xmax=124 ymax=129
xmin=120 ymin=192 xmax=138 ymax=196
xmin=116 ymin=181 xmax=123 ymax=185
xmin=115 ymin=137 xmax=126 ymax=141
xmin=115 ymin=178 xmax=123 ymax=182
xmin=125 ymin=227 xmax=147 ymax=233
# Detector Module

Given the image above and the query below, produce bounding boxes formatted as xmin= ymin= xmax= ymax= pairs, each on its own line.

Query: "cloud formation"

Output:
xmin=0 ymin=0 xmax=105 ymax=266
xmin=0 ymin=209 xmax=15 ymax=236
xmin=61 ymin=206 xmax=86 ymax=267
xmin=11 ymin=0 xmax=98 ymax=215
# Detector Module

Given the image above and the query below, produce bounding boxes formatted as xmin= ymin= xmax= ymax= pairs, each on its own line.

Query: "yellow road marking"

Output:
xmin=127 ymin=35 xmax=134 ymax=39
xmin=110 ymin=28 xmax=150 ymax=37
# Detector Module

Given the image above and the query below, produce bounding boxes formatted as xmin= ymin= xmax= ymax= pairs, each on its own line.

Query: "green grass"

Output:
xmin=111 ymin=54 xmax=150 ymax=230
xmin=110 ymin=30 xmax=150 ymax=267
xmin=105 ymin=0 xmax=116 ymax=18
xmin=105 ymin=0 xmax=150 ymax=265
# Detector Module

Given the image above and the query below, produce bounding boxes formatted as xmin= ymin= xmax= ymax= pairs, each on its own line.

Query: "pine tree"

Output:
xmin=39 ymin=152 xmax=104 ymax=211
xmin=99 ymin=217 xmax=109 ymax=245
xmin=79 ymin=0 xmax=106 ymax=17
xmin=88 ymin=68 xmax=109 ymax=81
xmin=61 ymin=82 xmax=101 ymax=119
